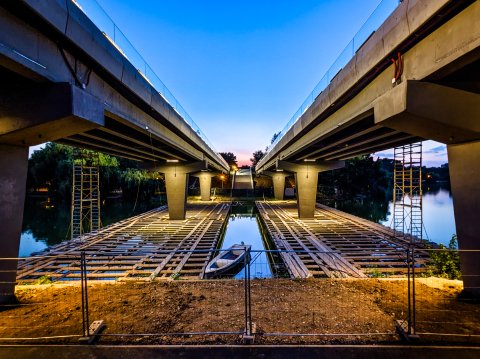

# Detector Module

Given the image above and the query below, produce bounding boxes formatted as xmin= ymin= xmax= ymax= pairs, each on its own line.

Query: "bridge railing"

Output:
xmin=71 ymin=0 xmax=221 ymax=160
xmin=265 ymin=0 xmax=399 ymax=155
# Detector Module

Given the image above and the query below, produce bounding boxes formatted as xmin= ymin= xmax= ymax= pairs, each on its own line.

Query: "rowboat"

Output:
xmin=204 ymin=244 xmax=251 ymax=279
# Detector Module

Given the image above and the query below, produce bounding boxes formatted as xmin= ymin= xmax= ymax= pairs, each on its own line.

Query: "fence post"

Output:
xmin=407 ymin=248 xmax=412 ymax=335
xmin=243 ymin=248 xmax=254 ymax=343
xmin=80 ymin=251 xmax=90 ymax=338
xmin=400 ymin=246 xmax=419 ymax=340
xmin=411 ymin=246 xmax=416 ymax=335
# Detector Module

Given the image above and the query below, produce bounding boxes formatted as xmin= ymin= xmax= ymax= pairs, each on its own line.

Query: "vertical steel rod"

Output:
xmin=406 ymin=248 xmax=411 ymax=335
xmin=80 ymin=252 xmax=86 ymax=336
xmin=243 ymin=249 xmax=248 ymax=335
xmin=81 ymin=251 xmax=90 ymax=336
xmin=411 ymin=246 xmax=416 ymax=334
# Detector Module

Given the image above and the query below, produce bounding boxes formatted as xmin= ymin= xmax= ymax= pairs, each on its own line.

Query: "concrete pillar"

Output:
xmin=272 ymin=172 xmax=288 ymax=200
xmin=164 ymin=170 xmax=189 ymax=220
xmin=276 ymin=160 xmax=344 ymax=219
xmin=294 ymin=168 xmax=319 ymax=218
xmin=159 ymin=161 xmax=208 ymax=220
xmin=0 ymin=144 xmax=29 ymax=303
xmin=192 ymin=172 xmax=216 ymax=201
xmin=447 ymin=140 xmax=480 ymax=296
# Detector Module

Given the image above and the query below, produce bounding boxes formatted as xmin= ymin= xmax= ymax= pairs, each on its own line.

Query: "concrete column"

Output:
xmin=0 ymin=144 xmax=29 ymax=303
xmin=294 ymin=168 xmax=319 ymax=218
xmin=192 ymin=172 xmax=216 ymax=201
xmin=272 ymin=173 xmax=288 ymax=200
xmin=277 ymin=160 xmax=344 ymax=219
xmin=159 ymin=161 xmax=208 ymax=220
xmin=447 ymin=140 xmax=480 ymax=296
xmin=164 ymin=170 xmax=189 ymax=220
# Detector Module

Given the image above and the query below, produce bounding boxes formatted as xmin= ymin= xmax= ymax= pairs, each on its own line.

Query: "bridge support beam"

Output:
xmin=159 ymin=161 xmax=208 ymax=220
xmin=0 ymin=144 xmax=28 ymax=303
xmin=377 ymin=80 xmax=480 ymax=295
xmin=277 ymin=160 xmax=344 ymax=218
xmin=448 ymin=140 xmax=480 ymax=296
xmin=0 ymin=83 xmax=104 ymax=146
xmin=192 ymin=172 xmax=216 ymax=201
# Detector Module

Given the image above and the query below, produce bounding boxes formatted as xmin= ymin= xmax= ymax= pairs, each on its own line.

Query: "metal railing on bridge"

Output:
xmin=71 ymin=0 xmax=219 ymax=157
xmin=265 ymin=0 xmax=400 ymax=154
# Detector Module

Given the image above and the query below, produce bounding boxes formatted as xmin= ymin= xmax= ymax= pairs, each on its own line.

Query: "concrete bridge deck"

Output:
xmin=256 ymin=200 xmax=429 ymax=278
xmin=17 ymin=202 xmax=231 ymax=282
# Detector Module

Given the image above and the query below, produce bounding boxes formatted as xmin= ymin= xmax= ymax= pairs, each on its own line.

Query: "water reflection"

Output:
xmin=219 ymin=202 xmax=272 ymax=278
xmin=320 ymin=185 xmax=456 ymax=246
xmin=20 ymin=196 xmax=165 ymax=257
xmin=380 ymin=188 xmax=456 ymax=246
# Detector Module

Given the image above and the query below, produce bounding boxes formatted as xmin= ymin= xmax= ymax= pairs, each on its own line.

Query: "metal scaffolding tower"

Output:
xmin=393 ymin=142 xmax=423 ymax=243
xmin=71 ymin=151 xmax=101 ymax=239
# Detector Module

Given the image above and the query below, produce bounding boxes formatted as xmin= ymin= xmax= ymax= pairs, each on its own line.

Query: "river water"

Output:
xmin=19 ymin=186 xmax=457 ymax=258
xmin=217 ymin=203 xmax=273 ymax=278
xmin=324 ymin=186 xmax=457 ymax=246
xmin=19 ymin=196 xmax=164 ymax=257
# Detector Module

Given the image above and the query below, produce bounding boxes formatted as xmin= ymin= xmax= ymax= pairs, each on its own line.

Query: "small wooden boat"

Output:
xmin=204 ymin=244 xmax=251 ymax=279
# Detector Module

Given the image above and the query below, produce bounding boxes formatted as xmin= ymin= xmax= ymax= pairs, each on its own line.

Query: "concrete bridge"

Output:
xmin=0 ymin=0 xmax=229 ymax=301
xmin=256 ymin=0 xmax=480 ymax=293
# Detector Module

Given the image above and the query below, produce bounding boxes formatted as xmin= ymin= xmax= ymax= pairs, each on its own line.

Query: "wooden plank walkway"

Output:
xmin=256 ymin=200 xmax=429 ymax=278
xmin=17 ymin=202 xmax=231 ymax=282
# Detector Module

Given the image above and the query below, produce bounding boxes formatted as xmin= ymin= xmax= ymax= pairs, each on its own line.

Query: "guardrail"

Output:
xmin=265 ymin=0 xmax=399 ymax=154
xmin=71 ymin=0 xmax=222 ymax=162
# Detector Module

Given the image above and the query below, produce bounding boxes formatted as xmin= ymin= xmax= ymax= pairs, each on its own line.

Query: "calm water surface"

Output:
xmin=20 ymin=187 xmax=457 ymax=258
xmin=219 ymin=203 xmax=272 ymax=278
xmin=20 ymin=196 xmax=164 ymax=257
xmin=328 ymin=187 xmax=456 ymax=246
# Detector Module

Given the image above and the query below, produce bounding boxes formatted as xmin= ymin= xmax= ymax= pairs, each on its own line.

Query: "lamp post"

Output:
xmin=220 ymin=174 xmax=225 ymax=189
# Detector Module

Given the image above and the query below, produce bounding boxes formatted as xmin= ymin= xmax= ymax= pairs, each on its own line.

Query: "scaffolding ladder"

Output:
xmin=71 ymin=155 xmax=101 ymax=239
xmin=393 ymin=142 xmax=423 ymax=243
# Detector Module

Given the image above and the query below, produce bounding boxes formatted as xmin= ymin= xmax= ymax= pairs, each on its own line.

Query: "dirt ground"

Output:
xmin=1 ymin=278 xmax=479 ymax=345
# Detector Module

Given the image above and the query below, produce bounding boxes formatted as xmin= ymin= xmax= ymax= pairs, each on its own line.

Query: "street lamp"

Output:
xmin=220 ymin=174 xmax=225 ymax=189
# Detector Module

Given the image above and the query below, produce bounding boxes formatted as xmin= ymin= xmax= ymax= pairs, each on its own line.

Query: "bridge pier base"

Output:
xmin=160 ymin=161 xmax=208 ymax=220
xmin=264 ymin=171 xmax=289 ymax=200
xmin=272 ymin=173 xmax=289 ymax=200
xmin=0 ymin=144 xmax=28 ymax=303
xmin=192 ymin=172 xmax=216 ymax=201
xmin=448 ymin=140 xmax=480 ymax=296
xmin=276 ymin=161 xmax=344 ymax=219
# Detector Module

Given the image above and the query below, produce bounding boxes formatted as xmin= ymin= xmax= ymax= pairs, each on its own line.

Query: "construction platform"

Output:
xmin=256 ymin=201 xmax=429 ymax=278
xmin=17 ymin=202 xmax=231 ymax=282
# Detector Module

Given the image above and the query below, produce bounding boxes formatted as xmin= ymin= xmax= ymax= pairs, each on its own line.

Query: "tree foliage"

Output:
xmin=430 ymin=235 xmax=461 ymax=280
xmin=271 ymin=132 xmax=281 ymax=144
xmin=219 ymin=152 xmax=238 ymax=167
xmin=27 ymin=143 xmax=163 ymax=201
xmin=317 ymin=155 xmax=389 ymax=199
xmin=250 ymin=150 xmax=265 ymax=167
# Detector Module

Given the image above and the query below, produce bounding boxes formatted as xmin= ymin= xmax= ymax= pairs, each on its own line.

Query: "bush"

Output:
xmin=430 ymin=235 xmax=461 ymax=280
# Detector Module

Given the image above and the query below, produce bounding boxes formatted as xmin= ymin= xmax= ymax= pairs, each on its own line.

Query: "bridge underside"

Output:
xmin=258 ymin=1 xmax=480 ymax=294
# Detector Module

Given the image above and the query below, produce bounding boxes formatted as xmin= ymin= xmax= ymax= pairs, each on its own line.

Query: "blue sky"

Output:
xmin=67 ymin=0 xmax=448 ymax=166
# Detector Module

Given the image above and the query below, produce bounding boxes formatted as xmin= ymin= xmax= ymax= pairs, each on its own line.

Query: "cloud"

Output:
xmin=425 ymin=145 xmax=446 ymax=154
xmin=374 ymin=151 xmax=394 ymax=159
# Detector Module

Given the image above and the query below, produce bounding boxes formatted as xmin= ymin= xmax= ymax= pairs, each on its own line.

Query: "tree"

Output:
xmin=219 ymin=152 xmax=237 ymax=167
xmin=250 ymin=150 xmax=265 ymax=167
xmin=27 ymin=143 xmax=164 ymax=201
xmin=271 ymin=132 xmax=281 ymax=144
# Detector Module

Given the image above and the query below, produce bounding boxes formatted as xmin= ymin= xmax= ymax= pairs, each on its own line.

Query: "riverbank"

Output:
xmin=2 ymin=277 xmax=477 ymax=345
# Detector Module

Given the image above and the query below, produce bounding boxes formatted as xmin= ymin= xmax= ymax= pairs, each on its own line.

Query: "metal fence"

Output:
xmin=0 ymin=248 xmax=478 ymax=344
